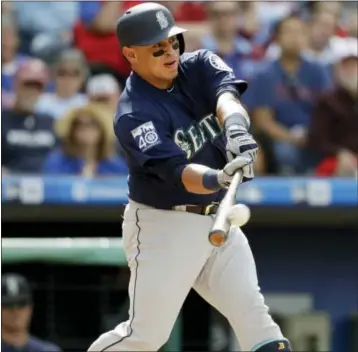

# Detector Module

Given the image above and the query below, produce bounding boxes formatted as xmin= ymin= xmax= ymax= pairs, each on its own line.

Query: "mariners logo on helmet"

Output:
xmin=7 ymin=277 xmax=21 ymax=295
xmin=116 ymin=3 xmax=187 ymax=54
xmin=156 ymin=11 xmax=169 ymax=30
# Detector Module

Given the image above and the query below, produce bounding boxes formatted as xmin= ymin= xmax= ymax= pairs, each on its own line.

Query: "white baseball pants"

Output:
xmin=88 ymin=200 xmax=284 ymax=351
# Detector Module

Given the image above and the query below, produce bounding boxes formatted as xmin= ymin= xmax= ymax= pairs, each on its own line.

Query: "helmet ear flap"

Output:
xmin=177 ymin=33 xmax=185 ymax=55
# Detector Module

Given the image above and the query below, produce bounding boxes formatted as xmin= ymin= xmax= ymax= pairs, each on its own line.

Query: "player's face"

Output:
xmin=125 ymin=36 xmax=180 ymax=88
xmin=1 ymin=304 xmax=32 ymax=332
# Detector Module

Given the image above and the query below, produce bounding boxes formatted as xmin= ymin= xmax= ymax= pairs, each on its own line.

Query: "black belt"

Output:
xmin=172 ymin=202 xmax=219 ymax=216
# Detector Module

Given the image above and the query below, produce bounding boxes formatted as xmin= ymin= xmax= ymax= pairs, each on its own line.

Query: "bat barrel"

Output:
xmin=208 ymin=229 xmax=228 ymax=247
xmin=208 ymin=170 xmax=243 ymax=247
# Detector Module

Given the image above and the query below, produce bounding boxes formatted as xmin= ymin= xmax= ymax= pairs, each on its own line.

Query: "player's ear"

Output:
xmin=123 ymin=47 xmax=137 ymax=64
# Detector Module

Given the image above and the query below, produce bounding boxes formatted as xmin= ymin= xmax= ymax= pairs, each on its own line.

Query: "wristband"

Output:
xmin=202 ymin=169 xmax=221 ymax=191
xmin=223 ymin=112 xmax=250 ymax=132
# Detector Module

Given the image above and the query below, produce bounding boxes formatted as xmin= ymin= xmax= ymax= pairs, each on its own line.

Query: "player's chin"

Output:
xmin=162 ymin=68 xmax=178 ymax=80
xmin=168 ymin=69 xmax=179 ymax=79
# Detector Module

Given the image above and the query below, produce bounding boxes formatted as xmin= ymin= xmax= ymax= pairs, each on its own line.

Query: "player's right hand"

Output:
xmin=217 ymin=156 xmax=254 ymax=188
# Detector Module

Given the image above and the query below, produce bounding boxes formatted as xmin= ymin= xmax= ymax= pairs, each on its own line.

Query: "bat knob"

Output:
xmin=208 ymin=230 xmax=228 ymax=247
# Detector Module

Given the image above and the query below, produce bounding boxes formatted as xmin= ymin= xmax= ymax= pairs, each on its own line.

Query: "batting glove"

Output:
xmin=226 ymin=126 xmax=258 ymax=162
xmin=217 ymin=156 xmax=254 ymax=189
xmin=225 ymin=126 xmax=258 ymax=183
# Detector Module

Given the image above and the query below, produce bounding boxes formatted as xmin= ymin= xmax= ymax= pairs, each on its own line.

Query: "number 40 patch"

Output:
xmin=131 ymin=121 xmax=162 ymax=152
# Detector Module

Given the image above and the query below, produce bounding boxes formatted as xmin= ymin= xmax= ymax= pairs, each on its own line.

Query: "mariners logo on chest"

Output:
xmin=174 ymin=114 xmax=222 ymax=159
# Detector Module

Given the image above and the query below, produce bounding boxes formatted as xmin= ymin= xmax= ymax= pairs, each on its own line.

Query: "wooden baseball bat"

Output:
xmin=208 ymin=170 xmax=243 ymax=247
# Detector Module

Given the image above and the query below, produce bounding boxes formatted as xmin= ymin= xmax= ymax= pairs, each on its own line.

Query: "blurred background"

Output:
xmin=1 ymin=1 xmax=357 ymax=352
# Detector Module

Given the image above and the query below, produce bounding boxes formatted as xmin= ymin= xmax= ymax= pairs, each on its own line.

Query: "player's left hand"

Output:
xmin=225 ymin=126 xmax=258 ymax=163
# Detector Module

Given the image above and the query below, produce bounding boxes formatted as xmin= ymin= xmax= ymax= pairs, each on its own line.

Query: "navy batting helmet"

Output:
xmin=116 ymin=2 xmax=187 ymax=55
xmin=2 ymin=273 xmax=32 ymax=307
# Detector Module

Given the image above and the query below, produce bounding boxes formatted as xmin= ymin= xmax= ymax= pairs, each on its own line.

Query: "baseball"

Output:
xmin=227 ymin=203 xmax=251 ymax=227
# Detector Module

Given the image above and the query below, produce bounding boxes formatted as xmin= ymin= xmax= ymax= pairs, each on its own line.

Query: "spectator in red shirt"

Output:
xmin=73 ymin=1 xmax=130 ymax=86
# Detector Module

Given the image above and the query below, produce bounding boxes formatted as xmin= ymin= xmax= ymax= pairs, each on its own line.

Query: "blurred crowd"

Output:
xmin=1 ymin=1 xmax=357 ymax=178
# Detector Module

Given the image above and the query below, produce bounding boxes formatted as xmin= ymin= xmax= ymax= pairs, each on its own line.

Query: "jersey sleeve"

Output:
xmin=114 ymin=111 xmax=187 ymax=167
xmin=198 ymin=50 xmax=248 ymax=107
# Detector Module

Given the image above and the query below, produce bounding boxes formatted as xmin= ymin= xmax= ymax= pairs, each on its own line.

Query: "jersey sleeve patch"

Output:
xmin=208 ymin=54 xmax=233 ymax=73
xmin=131 ymin=121 xmax=162 ymax=152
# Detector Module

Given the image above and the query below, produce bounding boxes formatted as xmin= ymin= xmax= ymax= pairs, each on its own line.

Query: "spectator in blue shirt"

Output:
xmin=2 ymin=59 xmax=56 ymax=174
xmin=201 ymin=2 xmax=268 ymax=83
xmin=43 ymin=103 xmax=128 ymax=177
xmin=247 ymin=15 xmax=332 ymax=174
xmin=2 ymin=273 xmax=61 ymax=352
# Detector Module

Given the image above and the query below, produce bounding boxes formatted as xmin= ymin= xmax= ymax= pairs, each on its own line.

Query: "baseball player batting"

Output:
xmin=88 ymin=3 xmax=291 ymax=352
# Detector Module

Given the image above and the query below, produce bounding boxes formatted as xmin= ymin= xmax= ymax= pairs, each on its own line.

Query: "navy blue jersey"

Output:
xmin=2 ymin=336 xmax=61 ymax=352
xmin=2 ymin=109 xmax=56 ymax=173
xmin=114 ymin=49 xmax=244 ymax=208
